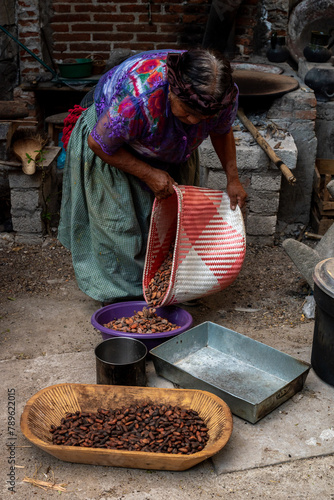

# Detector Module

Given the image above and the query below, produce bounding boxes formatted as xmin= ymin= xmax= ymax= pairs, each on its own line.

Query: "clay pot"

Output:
xmin=304 ymin=66 xmax=334 ymax=101
xmin=267 ymin=34 xmax=290 ymax=63
xmin=303 ymin=30 xmax=334 ymax=63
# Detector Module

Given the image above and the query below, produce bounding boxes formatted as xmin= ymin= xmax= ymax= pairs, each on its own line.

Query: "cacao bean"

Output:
xmin=50 ymin=403 xmax=209 ymax=455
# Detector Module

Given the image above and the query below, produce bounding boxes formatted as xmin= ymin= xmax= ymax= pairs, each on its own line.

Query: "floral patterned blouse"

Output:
xmin=91 ymin=50 xmax=239 ymax=168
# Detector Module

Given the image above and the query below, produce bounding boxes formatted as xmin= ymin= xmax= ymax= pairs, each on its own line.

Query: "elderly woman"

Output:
xmin=58 ymin=48 xmax=247 ymax=303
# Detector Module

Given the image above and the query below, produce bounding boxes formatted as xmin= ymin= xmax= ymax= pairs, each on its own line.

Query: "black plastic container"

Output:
xmin=311 ymin=258 xmax=334 ymax=386
xmin=95 ymin=337 xmax=147 ymax=386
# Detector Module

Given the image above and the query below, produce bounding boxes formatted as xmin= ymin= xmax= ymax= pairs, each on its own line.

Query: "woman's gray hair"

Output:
xmin=180 ymin=48 xmax=234 ymax=101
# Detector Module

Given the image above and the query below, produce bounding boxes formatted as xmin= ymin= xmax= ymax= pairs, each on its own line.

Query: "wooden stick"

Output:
xmin=23 ymin=477 xmax=67 ymax=492
xmin=237 ymin=108 xmax=296 ymax=185
xmin=0 ymin=160 xmax=21 ymax=167
xmin=304 ymin=232 xmax=322 ymax=240
xmin=0 ymin=120 xmax=38 ymax=124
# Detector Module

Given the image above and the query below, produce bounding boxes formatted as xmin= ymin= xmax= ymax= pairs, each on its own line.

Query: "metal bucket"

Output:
xmin=311 ymin=258 xmax=334 ymax=386
xmin=95 ymin=337 xmax=147 ymax=386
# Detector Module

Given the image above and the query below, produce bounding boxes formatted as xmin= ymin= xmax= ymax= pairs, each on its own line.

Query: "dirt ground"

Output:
xmin=1 ymin=236 xmax=316 ymax=363
xmin=1 ymin=236 xmax=312 ymax=332
xmin=1 ymin=235 xmax=334 ymax=499
xmin=1 ymin=235 xmax=315 ymax=359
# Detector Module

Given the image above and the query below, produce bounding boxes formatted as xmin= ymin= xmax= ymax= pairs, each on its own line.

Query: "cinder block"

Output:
xmin=8 ymin=170 xmax=42 ymax=189
xmin=247 ymin=234 xmax=275 ymax=246
xmin=11 ymin=211 xmax=42 ymax=233
xmin=265 ymin=134 xmax=298 ymax=171
xmin=0 ymin=170 xmax=9 ymax=198
xmin=15 ymin=233 xmax=43 ymax=245
xmin=203 ymin=169 xmax=227 ymax=190
xmin=10 ymin=189 xmax=40 ymax=215
xmin=248 ymin=191 xmax=280 ymax=215
xmin=237 ymin=146 xmax=268 ymax=172
xmin=251 ymin=174 xmax=282 ymax=192
xmin=0 ymin=122 xmax=11 ymax=141
xmin=198 ymin=138 xmax=218 ymax=170
xmin=199 ymin=136 xmax=268 ymax=172
xmin=247 ymin=215 xmax=277 ymax=236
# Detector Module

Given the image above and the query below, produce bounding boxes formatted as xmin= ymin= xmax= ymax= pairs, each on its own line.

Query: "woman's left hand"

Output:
xmin=227 ymin=179 xmax=247 ymax=210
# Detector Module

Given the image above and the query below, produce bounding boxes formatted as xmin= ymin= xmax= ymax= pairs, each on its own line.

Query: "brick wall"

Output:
xmin=50 ymin=0 xmax=289 ymax=62
xmin=235 ymin=0 xmax=259 ymax=57
xmin=235 ymin=0 xmax=289 ymax=57
xmin=17 ymin=0 xmax=44 ymax=80
xmin=50 ymin=0 xmax=211 ymax=62
xmin=13 ymin=0 xmax=292 ymax=76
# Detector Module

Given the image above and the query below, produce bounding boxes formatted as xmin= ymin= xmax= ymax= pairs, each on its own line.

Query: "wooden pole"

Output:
xmin=237 ymin=108 xmax=296 ymax=185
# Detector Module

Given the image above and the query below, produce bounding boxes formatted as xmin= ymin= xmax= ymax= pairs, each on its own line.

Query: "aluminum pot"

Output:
xmin=95 ymin=337 xmax=147 ymax=386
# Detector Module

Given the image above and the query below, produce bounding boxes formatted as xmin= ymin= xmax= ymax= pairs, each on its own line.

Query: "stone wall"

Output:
xmin=199 ymin=61 xmax=318 ymax=244
xmin=200 ymin=116 xmax=298 ymax=245
xmin=0 ymin=1 xmax=319 ymax=243
xmin=6 ymin=148 xmax=61 ymax=243
xmin=315 ymin=101 xmax=334 ymax=160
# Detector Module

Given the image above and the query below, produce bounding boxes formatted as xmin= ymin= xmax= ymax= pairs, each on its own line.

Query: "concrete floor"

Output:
xmin=1 ymin=283 xmax=334 ymax=499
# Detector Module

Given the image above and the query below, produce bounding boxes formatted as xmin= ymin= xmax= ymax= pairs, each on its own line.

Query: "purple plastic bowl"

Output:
xmin=91 ymin=301 xmax=193 ymax=351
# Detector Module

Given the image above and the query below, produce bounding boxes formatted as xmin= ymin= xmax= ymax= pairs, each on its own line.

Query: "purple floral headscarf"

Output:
xmin=166 ymin=52 xmax=237 ymax=116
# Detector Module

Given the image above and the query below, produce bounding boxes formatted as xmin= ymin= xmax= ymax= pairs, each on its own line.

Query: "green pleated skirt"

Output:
xmin=58 ymin=104 xmax=199 ymax=302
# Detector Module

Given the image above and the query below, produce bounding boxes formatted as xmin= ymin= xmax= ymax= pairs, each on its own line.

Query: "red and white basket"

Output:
xmin=143 ymin=185 xmax=246 ymax=306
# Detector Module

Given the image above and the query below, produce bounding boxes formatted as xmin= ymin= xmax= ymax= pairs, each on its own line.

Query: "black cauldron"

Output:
xmin=311 ymin=258 xmax=334 ymax=386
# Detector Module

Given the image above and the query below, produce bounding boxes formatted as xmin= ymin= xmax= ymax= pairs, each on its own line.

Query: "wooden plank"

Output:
xmin=311 ymin=207 xmax=334 ymax=235
xmin=313 ymin=192 xmax=334 ymax=215
xmin=313 ymin=165 xmax=321 ymax=193
xmin=316 ymin=158 xmax=334 ymax=175
xmin=0 ymin=101 xmax=29 ymax=119
xmin=39 ymin=146 xmax=61 ymax=168
xmin=0 ymin=160 xmax=21 ymax=167
xmin=0 ymin=120 xmax=38 ymax=124
xmin=319 ymin=200 xmax=334 ymax=212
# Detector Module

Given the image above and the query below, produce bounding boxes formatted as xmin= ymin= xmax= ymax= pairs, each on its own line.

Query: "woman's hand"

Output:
xmin=226 ymin=178 xmax=247 ymax=210
xmin=144 ymin=169 xmax=177 ymax=199
xmin=88 ymin=135 xmax=176 ymax=199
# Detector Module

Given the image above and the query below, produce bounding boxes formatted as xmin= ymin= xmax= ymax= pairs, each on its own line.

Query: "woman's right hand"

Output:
xmin=88 ymin=136 xmax=177 ymax=199
xmin=144 ymin=169 xmax=177 ymax=199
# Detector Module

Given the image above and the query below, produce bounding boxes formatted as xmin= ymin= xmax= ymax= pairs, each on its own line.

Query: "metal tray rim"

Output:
xmin=150 ymin=321 xmax=311 ymax=374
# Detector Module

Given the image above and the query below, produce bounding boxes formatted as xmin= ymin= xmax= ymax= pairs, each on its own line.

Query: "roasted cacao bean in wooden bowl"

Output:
xmin=20 ymin=383 xmax=233 ymax=470
xmin=91 ymin=301 xmax=193 ymax=350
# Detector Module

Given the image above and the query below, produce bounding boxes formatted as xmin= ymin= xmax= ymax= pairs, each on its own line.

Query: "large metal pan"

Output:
xmin=233 ymin=69 xmax=299 ymax=98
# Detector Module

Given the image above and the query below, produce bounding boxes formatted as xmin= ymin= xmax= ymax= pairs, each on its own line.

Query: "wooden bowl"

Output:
xmin=20 ymin=383 xmax=233 ymax=471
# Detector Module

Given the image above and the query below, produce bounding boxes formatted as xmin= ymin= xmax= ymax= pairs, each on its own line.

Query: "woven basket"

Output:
xmin=20 ymin=383 xmax=233 ymax=470
xmin=143 ymin=185 xmax=246 ymax=306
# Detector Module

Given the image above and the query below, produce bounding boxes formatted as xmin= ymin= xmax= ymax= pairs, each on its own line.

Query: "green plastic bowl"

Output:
xmin=58 ymin=59 xmax=93 ymax=78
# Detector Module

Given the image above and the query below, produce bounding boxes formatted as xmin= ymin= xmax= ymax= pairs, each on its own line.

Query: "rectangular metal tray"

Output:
xmin=150 ymin=322 xmax=311 ymax=423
